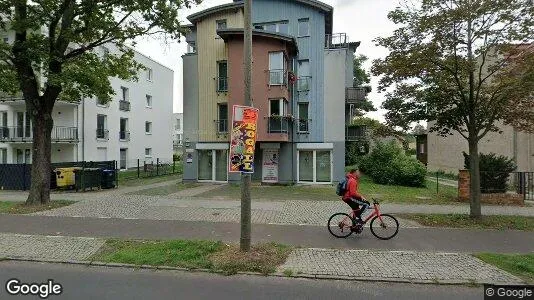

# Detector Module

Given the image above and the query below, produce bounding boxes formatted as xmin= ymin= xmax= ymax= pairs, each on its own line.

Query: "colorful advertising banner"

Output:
xmin=229 ymin=105 xmax=259 ymax=173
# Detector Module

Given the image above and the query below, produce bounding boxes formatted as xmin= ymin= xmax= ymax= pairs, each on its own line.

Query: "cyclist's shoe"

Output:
xmin=350 ymin=224 xmax=363 ymax=233
xmin=355 ymin=218 xmax=365 ymax=225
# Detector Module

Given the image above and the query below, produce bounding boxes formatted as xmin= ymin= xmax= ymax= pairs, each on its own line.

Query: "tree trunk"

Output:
xmin=26 ymin=109 xmax=53 ymax=205
xmin=468 ymin=137 xmax=482 ymax=218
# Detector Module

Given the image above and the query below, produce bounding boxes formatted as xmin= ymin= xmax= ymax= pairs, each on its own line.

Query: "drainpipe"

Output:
xmin=81 ymin=98 xmax=85 ymax=162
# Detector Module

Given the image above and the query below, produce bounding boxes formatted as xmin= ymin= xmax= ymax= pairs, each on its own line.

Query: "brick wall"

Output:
xmin=457 ymin=169 xmax=525 ymax=206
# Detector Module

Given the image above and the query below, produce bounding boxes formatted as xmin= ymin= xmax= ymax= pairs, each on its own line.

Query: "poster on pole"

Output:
xmin=229 ymin=105 xmax=259 ymax=173
xmin=262 ymin=149 xmax=279 ymax=183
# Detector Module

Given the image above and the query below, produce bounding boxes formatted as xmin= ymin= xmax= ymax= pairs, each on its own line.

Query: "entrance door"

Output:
xmin=120 ymin=149 xmax=127 ymax=169
xmin=298 ymin=150 xmax=332 ymax=183
xmin=198 ymin=149 xmax=228 ymax=182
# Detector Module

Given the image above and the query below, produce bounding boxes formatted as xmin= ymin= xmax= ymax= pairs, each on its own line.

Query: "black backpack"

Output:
xmin=336 ymin=177 xmax=348 ymax=196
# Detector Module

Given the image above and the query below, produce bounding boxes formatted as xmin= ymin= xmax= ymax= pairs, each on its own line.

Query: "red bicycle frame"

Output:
xmin=348 ymin=202 xmax=384 ymax=224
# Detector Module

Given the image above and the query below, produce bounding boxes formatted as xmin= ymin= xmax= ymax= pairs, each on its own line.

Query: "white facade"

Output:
xmin=0 ymin=43 xmax=174 ymax=168
xmin=173 ymin=113 xmax=183 ymax=152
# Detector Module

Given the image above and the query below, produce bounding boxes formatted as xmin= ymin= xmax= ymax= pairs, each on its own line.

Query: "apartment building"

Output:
xmin=173 ymin=113 xmax=184 ymax=152
xmin=182 ymin=0 xmax=365 ymax=184
xmin=0 ymin=41 xmax=174 ymax=168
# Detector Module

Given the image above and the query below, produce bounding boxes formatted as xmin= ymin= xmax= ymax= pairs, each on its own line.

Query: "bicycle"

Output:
xmin=327 ymin=199 xmax=399 ymax=240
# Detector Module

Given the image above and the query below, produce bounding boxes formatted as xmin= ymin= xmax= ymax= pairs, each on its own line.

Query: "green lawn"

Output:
xmin=399 ymin=214 xmax=534 ymax=231
xmin=475 ymin=253 xmax=534 ymax=283
xmin=118 ymin=173 xmax=182 ymax=187
xmin=128 ymin=183 xmax=200 ymax=196
xmin=195 ymin=176 xmax=458 ymax=204
xmin=91 ymin=239 xmax=291 ymax=275
xmin=0 ymin=200 xmax=75 ymax=214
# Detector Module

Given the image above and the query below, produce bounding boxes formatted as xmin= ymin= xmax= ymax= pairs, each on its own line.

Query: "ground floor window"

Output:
xmin=198 ymin=149 xmax=228 ymax=182
xmin=0 ymin=148 xmax=7 ymax=163
xmin=298 ymin=150 xmax=332 ymax=183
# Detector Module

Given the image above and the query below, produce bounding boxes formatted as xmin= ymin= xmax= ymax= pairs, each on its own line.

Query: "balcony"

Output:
xmin=346 ymin=125 xmax=369 ymax=142
xmin=0 ymin=92 xmax=79 ymax=106
xmin=297 ymin=119 xmax=311 ymax=133
xmin=214 ymin=120 xmax=228 ymax=134
xmin=96 ymin=128 xmax=109 ymax=140
xmin=346 ymin=87 xmax=368 ymax=103
xmin=325 ymin=33 xmax=349 ymax=49
xmin=119 ymin=100 xmax=131 ymax=111
xmin=0 ymin=126 xmax=78 ymax=143
xmin=119 ymin=131 xmax=130 ymax=141
xmin=269 ymin=69 xmax=287 ymax=86
xmin=216 ymin=77 xmax=228 ymax=92
xmin=268 ymin=116 xmax=289 ymax=133
xmin=297 ymin=76 xmax=311 ymax=92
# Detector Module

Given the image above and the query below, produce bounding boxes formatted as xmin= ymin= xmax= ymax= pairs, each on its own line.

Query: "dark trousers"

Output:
xmin=343 ymin=197 xmax=370 ymax=220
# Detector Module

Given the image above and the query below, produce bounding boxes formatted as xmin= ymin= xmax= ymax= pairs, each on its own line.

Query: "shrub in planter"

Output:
xmin=463 ymin=152 xmax=516 ymax=193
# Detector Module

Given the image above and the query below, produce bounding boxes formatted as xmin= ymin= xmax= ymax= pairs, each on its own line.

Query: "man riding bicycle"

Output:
xmin=342 ymin=169 xmax=370 ymax=224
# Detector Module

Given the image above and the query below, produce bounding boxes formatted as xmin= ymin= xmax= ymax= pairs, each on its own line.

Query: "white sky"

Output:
xmin=133 ymin=0 xmax=400 ymax=121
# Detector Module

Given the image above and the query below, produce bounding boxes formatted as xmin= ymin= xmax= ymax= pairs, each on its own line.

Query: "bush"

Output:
xmin=463 ymin=152 xmax=517 ymax=193
xmin=345 ymin=141 xmax=370 ymax=167
xmin=173 ymin=153 xmax=182 ymax=161
xmin=360 ymin=141 xmax=426 ymax=187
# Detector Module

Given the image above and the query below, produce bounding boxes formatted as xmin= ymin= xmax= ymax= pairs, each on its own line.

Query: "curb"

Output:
xmin=1 ymin=257 xmax=525 ymax=286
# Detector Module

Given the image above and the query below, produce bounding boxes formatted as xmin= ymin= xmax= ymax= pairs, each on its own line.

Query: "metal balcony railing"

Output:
xmin=0 ymin=126 xmax=78 ymax=142
xmin=325 ymin=33 xmax=349 ymax=49
xmin=119 ymin=100 xmax=131 ymax=111
xmin=119 ymin=131 xmax=130 ymax=141
xmin=297 ymin=76 xmax=311 ymax=92
xmin=269 ymin=69 xmax=287 ymax=86
xmin=346 ymin=126 xmax=369 ymax=142
xmin=298 ymin=119 xmax=311 ymax=133
xmin=216 ymin=77 xmax=228 ymax=92
xmin=214 ymin=120 xmax=228 ymax=134
xmin=96 ymin=128 xmax=109 ymax=140
xmin=268 ymin=117 xmax=289 ymax=133
xmin=346 ymin=87 xmax=368 ymax=103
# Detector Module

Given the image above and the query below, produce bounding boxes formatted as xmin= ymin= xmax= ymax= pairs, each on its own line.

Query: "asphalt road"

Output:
xmin=1 ymin=215 xmax=533 ymax=253
xmin=0 ymin=261 xmax=482 ymax=300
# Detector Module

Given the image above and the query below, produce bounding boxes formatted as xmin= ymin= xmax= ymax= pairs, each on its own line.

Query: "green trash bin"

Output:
xmin=74 ymin=168 xmax=102 ymax=191
xmin=101 ymin=169 xmax=116 ymax=189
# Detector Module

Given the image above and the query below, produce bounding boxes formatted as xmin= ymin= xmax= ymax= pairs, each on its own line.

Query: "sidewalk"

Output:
xmin=0 ymin=233 xmax=523 ymax=285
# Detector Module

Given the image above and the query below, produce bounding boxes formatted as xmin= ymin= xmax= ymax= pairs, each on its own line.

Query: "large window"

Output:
xmin=96 ymin=114 xmax=107 ymax=139
xmin=298 ymin=103 xmax=309 ymax=133
xmin=255 ymin=21 xmax=289 ymax=34
xmin=298 ymin=150 xmax=332 ymax=183
xmin=269 ymin=99 xmax=287 ymax=116
xmin=146 ymin=95 xmax=152 ymax=108
xmin=145 ymin=148 xmax=152 ymax=158
xmin=120 ymin=87 xmax=129 ymax=102
xmin=0 ymin=148 xmax=7 ymax=163
xmin=298 ymin=18 xmax=310 ymax=37
xmin=217 ymin=103 xmax=228 ymax=133
xmin=297 ymin=60 xmax=311 ymax=91
xmin=198 ymin=149 xmax=228 ymax=182
xmin=217 ymin=61 xmax=228 ymax=92
xmin=269 ymin=52 xmax=286 ymax=85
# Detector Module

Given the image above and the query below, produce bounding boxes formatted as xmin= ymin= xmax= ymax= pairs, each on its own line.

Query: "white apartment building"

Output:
xmin=173 ymin=113 xmax=183 ymax=152
xmin=0 ymin=42 xmax=174 ymax=168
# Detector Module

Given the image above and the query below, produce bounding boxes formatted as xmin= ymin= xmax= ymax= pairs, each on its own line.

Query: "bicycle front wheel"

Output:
xmin=370 ymin=214 xmax=399 ymax=240
xmin=327 ymin=213 xmax=354 ymax=238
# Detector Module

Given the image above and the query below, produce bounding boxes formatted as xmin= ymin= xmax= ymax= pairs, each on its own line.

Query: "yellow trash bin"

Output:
xmin=55 ymin=167 xmax=80 ymax=188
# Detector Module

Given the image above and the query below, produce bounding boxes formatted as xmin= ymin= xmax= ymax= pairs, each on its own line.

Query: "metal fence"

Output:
xmin=117 ymin=158 xmax=182 ymax=181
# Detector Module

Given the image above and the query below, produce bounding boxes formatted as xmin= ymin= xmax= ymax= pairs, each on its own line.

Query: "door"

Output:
xmin=16 ymin=149 xmax=23 ymax=163
xmin=120 ymin=149 xmax=127 ymax=169
xmin=0 ymin=111 xmax=7 ymax=138
xmin=215 ymin=150 xmax=228 ymax=182
xmin=198 ymin=150 xmax=213 ymax=181
xmin=298 ymin=151 xmax=314 ymax=182
xmin=97 ymin=147 xmax=107 ymax=162
xmin=316 ymin=151 xmax=332 ymax=182
xmin=16 ymin=112 xmax=24 ymax=138
xmin=120 ymin=118 xmax=128 ymax=140
xmin=198 ymin=149 xmax=228 ymax=182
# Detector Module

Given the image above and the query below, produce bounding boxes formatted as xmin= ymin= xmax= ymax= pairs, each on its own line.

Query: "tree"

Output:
xmin=351 ymin=54 xmax=375 ymax=117
xmin=0 ymin=0 xmax=200 ymax=205
xmin=372 ymin=0 xmax=534 ymax=218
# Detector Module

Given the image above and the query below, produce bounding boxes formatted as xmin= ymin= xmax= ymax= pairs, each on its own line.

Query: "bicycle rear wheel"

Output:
xmin=327 ymin=213 xmax=354 ymax=238
xmin=370 ymin=214 xmax=399 ymax=240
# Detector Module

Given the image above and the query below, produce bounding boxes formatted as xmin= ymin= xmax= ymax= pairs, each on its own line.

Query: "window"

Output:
xmin=298 ymin=18 xmax=309 ymax=37
xmin=254 ymin=21 xmax=289 ymax=34
xmin=0 ymin=111 xmax=7 ymax=139
xmin=120 ymin=87 xmax=129 ymax=102
xmin=146 ymin=68 xmax=153 ymax=81
xmin=217 ymin=61 xmax=228 ymax=92
xmin=146 ymin=95 xmax=152 ymax=108
xmin=217 ymin=103 xmax=228 ymax=133
xmin=419 ymin=143 xmax=425 ymax=154
xmin=176 ymin=119 xmax=181 ymax=130
xmin=298 ymin=60 xmax=310 ymax=91
xmin=96 ymin=114 xmax=107 ymax=139
xmin=298 ymin=103 xmax=309 ymax=132
xmin=269 ymin=99 xmax=287 ymax=116
xmin=0 ymin=148 xmax=6 ymax=163
xmin=145 ymin=148 xmax=152 ymax=158
xmin=177 ymin=134 xmax=182 ymax=145
xmin=269 ymin=51 xmax=286 ymax=85
xmin=119 ymin=118 xmax=128 ymax=141
xmin=96 ymin=97 xmax=107 ymax=106
xmin=145 ymin=122 xmax=152 ymax=134
xmin=216 ymin=19 xmax=227 ymax=30
xmin=298 ymin=150 xmax=332 ymax=183
xmin=187 ymin=42 xmax=197 ymax=54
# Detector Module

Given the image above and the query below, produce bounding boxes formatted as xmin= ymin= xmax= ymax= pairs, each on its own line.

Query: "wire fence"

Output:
xmin=117 ymin=158 xmax=182 ymax=182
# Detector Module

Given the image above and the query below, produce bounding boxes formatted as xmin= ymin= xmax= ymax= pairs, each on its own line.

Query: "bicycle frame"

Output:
xmin=347 ymin=202 xmax=383 ymax=224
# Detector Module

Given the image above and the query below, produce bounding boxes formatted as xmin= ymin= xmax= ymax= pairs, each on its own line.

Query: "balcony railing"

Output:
xmin=216 ymin=77 xmax=228 ymax=92
xmin=346 ymin=126 xmax=369 ymax=142
xmin=269 ymin=69 xmax=287 ymax=86
xmin=0 ymin=126 xmax=78 ymax=142
xmin=119 ymin=131 xmax=130 ymax=141
xmin=96 ymin=128 xmax=109 ymax=140
xmin=214 ymin=120 xmax=228 ymax=134
xmin=346 ymin=87 xmax=368 ymax=103
xmin=325 ymin=33 xmax=349 ymax=49
xmin=297 ymin=76 xmax=311 ymax=92
xmin=297 ymin=119 xmax=311 ymax=133
xmin=268 ymin=116 xmax=289 ymax=133
xmin=119 ymin=100 xmax=131 ymax=111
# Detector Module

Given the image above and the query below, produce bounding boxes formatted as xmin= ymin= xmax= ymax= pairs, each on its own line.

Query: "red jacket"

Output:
xmin=343 ymin=172 xmax=362 ymax=200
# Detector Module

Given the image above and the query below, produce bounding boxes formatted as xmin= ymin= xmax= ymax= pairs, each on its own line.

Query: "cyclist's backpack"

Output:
xmin=336 ymin=177 xmax=348 ymax=196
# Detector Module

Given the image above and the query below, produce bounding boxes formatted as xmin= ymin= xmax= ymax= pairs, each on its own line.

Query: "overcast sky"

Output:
xmin=133 ymin=0 xmax=400 ymax=121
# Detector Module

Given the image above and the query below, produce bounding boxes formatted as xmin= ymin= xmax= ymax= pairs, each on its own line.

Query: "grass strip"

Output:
xmin=0 ymin=200 xmax=75 ymax=214
xmin=399 ymin=214 xmax=534 ymax=231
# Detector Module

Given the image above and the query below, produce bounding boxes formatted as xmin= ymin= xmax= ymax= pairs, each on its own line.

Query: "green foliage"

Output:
xmin=345 ymin=141 xmax=369 ymax=166
xmin=350 ymin=54 xmax=376 ymax=117
xmin=359 ymin=141 xmax=426 ymax=187
xmin=463 ymin=152 xmax=517 ymax=193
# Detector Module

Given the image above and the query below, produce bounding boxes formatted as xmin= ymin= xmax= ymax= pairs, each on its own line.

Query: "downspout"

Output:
xmin=81 ymin=98 xmax=85 ymax=162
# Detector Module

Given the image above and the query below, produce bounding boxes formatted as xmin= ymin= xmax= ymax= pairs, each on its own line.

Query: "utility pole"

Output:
xmin=240 ymin=0 xmax=253 ymax=252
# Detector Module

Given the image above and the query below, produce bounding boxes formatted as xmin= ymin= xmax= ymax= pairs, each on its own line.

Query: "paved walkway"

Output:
xmin=278 ymin=248 xmax=522 ymax=284
xmin=0 ymin=233 xmax=523 ymax=285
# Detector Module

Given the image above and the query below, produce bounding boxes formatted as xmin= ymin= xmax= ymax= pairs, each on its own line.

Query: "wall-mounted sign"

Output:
xmin=262 ymin=149 xmax=279 ymax=183
xmin=186 ymin=153 xmax=193 ymax=163
xmin=229 ymin=105 xmax=259 ymax=173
